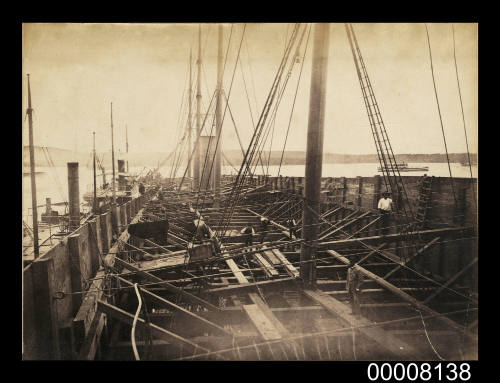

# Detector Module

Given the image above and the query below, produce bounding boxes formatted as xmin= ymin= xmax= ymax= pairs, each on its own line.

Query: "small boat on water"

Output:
xmin=23 ymin=171 xmax=45 ymax=176
xmin=378 ymin=162 xmax=429 ymax=172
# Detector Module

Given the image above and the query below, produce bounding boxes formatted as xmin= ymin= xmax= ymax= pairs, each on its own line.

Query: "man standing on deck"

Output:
xmin=241 ymin=225 xmax=255 ymax=248
xmin=378 ymin=191 xmax=393 ymax=235
xmin=286 ymin=217 xmax=298 ymax=239
xmin=194 ymin=218 xmax=210 ymax=243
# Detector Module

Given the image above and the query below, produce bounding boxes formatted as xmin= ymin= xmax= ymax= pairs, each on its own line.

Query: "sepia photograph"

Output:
xmin=22 ymin=22 xmax=478 ymax=362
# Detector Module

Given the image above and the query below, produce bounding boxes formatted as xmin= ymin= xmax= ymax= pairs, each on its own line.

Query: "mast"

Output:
xmin=193 ymin=25 xmax=202 ymax=189
xmin=188 ymin=49 xmax=193 ymax=179
xmin=93 ymin=132 xmax=98 ymax=214
xmin=110 ymin=102 xmax=116 ymax=205
xmin=300 ymin=23 xmax=330 ymax=288
xmin=125 ymin=124 xmax=129 ymax=172
xmin=214 ymin=24 xmax=223 ymax=197
xmin=26 ymin=74 xmax=39 ymax=259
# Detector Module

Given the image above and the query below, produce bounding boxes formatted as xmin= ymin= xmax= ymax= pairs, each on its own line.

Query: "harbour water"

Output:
xmin=22 ymin=162 xmax=477 ymax=223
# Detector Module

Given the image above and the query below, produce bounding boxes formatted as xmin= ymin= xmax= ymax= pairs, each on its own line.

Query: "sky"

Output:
xmin=22 ymin=23 xmax=478 ymax=159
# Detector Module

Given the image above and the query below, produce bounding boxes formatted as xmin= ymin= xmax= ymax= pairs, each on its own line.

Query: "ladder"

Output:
xmin=345 ymin=23 xmax=414 ymax=224
xmin=345 ymin=23 xmax=420 ymax=259
xmin=415 ymin=176 xmax=433 ymax=228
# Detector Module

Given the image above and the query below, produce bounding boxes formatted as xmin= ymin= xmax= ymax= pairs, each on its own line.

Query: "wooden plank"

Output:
xmin=248 ymin=293 xmax=289 ymax=337
xmin=117 ymin=276 xmax=231 ymax=336
xmin=103 ymin=208 xmax=144 ymax=268
xmin=261 ymin=246 xmax=281 ymax=265
xmin=22 ymin=265 xmax=38 ymax=359
xmin=355 ymin=243 xmax=387 ymax=265
xmin=225 ymin=258 xmax=249 ymax=284
xmin=72 ymin=275 xmax=104 ymax=355
xmin=319 ymin=211 xmax=371 ymax=240
xmin=31 ymin=256 xmax=60 ymax=359
xmin=114 ymin=257 xmax=220 ymax=312
xmin=303 ymin=289 xmax=425 ymax=359
xmin=206 ymin=277 xmax=296 ymax=295
xmin=120 ymin=253 xmax=188 ymax=273
xmin=422 ymin=257 xmax=478 ymax=304
xmin=320 ymin=227 xmax=472 ymax=249
xmin=96 ymin=300 xmax=221 ymax=358
xmin=383 ymin=237 xmax=441 ymax=279
xmin=243 ymin=304 xmax=282 ymax=341
xmin=253 ymin=252 xmax=279 ymax=277
xmin=77 ymin=311 xmax=106 ymax=360
xmin=349 ymin=263 xmax=477 ymax=343
xmin=326 ymin=249 xmax=351 ymax=265
xmin=271 ymin=248 xmax=299 ymax=277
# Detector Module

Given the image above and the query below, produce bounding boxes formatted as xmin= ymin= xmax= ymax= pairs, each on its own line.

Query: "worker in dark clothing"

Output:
xmin=139 ymin=183 xmax=145 ymax=195
xmin=260 ymin=217 xmax=270 ymax=243
xmin=286 ymin=217 xmax=298 ymax=239
xmin=240 ymin=225 xmax=255 ymax=248
xmin=194 ymin=219 xmax=210 ymax=243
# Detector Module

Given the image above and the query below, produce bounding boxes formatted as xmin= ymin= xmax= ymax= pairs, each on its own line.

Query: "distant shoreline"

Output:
xmin=23 ymin=146 xmax=478 ymax=168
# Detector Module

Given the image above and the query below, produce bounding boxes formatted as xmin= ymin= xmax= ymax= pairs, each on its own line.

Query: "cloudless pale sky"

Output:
xmin=22 ymin=23 xmax=477 ymax=159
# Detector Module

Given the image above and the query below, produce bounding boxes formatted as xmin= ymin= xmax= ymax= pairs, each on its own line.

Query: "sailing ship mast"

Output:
xmin=187 ymin=50 xmax=192 ymax=179
xmin=300 ymin=23 xmax=330 ymax=287
xmin=214 ymin=24 xmax=223 ymax=200
xmin=194 ymin=25 xmax=202 ymax=189
xmin=110 ymin=102 xmax=117 ymax=232
xmin=93 ymin=131 xmax=98 ymax=214
xmin=126 ymin=124 xmax=129 ymax=173
xmin=26 ymin=74 xmax=39 ymax=258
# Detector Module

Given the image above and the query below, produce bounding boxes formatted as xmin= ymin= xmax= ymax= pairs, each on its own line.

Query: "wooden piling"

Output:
xmin=67 ymin=162 xmax=80 ymax=231
xmin=300 ymin=23 xmax=330 ymax=288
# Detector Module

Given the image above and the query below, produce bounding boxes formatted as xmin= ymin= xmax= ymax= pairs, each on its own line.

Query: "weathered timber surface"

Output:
xmin=303 ymin=289 xmax=427 ymax=359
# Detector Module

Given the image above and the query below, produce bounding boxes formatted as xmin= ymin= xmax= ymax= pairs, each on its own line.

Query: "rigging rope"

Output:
xmin=424 ymin=24 xmax=458 ymax=207
xmin=451 ymin=24 xmax=477 ymax=213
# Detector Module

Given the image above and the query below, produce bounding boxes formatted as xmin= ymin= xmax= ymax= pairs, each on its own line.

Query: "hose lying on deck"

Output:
xmin=131 ymin=283 xmax=142 ymax=361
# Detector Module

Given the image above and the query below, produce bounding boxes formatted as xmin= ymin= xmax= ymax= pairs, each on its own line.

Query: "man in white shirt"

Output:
xmin=378 ymin=192 xmax=393 ymax=235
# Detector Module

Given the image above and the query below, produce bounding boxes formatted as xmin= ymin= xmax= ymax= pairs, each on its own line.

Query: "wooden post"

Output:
xmin=67 ymin=162 xmax=80 ymax=231
xmin=341 ymin=177 xmax=347 ymax=204
xmin=26 ymin=74 xmax=39 ymax=258
xmin=300 ymin=23 xmax=330 ymax=288
xmin=357 ymin=176 xmax=363 ymax=208
xmin=32 ymin=257 xmax=60 ymax=359
xmin=89 ymin=218 xmax=101 ymax=274
xmin=99 ymin=213 xmax=109 ymax=254
xmin=68 ymin=234 xmax=83 ymax=315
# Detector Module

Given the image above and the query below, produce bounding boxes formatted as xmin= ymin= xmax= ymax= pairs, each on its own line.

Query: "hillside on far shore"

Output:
xmin=23 ymin=146 xmax=478 ymax=168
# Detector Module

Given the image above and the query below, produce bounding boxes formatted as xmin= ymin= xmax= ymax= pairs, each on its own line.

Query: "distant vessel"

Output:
xmin=23 ymin=170 xmax=45 ymax=176
xmin=461 ymin=161 xmax=477 ymax=167
xmin=378 ymin=162 xmax=429 ymax=172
